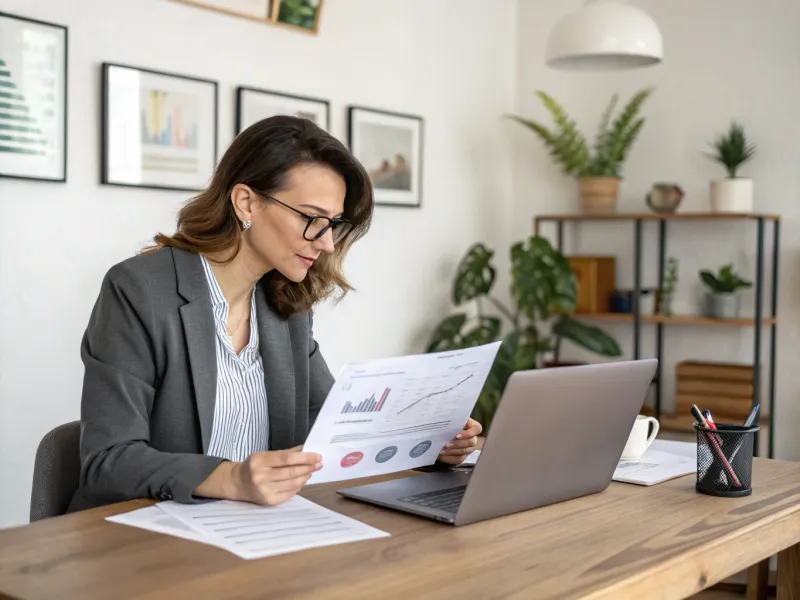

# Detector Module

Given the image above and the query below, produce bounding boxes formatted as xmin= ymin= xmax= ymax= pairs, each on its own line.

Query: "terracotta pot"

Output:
xmin=577 ymin=177 xmax=620 ymax=214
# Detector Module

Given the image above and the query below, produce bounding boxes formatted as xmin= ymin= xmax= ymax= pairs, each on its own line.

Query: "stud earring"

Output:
xmin=242 ymin=220 xmax=252 ymax=230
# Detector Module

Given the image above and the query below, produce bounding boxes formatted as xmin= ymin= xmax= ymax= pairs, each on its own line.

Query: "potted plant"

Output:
xmin=705 ymin=121 xmax=756 ymax=212
xmin=698 ymin=264 xmax=752 ymax=319
xmin=507 ymin=88 xmax=653 ymax=214
xmin=426 ymin=235 xmax=622 ymax=430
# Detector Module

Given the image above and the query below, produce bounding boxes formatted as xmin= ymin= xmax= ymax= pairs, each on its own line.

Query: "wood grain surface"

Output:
xmin=1 ymin=458 xmax=799 ymax=600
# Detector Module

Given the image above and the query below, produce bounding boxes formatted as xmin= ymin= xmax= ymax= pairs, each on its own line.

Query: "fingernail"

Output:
xmin=445 ymin=443 xmax=453 ymax=448
xmin=455 ymin=434 xmax=463 ymax=439
xmin=316 ymin=462 xmax=322 ymax=469
xmin=316 ymin=454 xmax=322 ymax=461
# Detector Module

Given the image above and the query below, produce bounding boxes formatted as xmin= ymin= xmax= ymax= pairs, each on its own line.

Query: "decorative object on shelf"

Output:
xmin=611 ymin=289 xmax=656 ymax=315
xmin=646 ymin=183 xmax=683 ymax=213
xmin=675 ymin=361 xmax=761 ymax=422
xmin=545 ymin=1 xmax=663 ymax=71
xmin=699 ymin=264 xmax=752 ymax=319
xmin=425 ymin=235 xmax=622 ymax=429
xmin=236 ymin=87 xmax=329 ymax=134
xmin=273 ymin=0 xmax=323 ymax=34
xmin=348 ymin=106 xmax=423 ymax=208
xmin=657 ymin=256 xmax=679 ymax=316
xmin=705 ymin=121 xmax=756 ymax=213
xmin=101 ymin=63 xmax=218 ymax=192
xmin=567 ymin=256 xmax=615 ymax=313
xmin=0 ymin=11 xmax=67 ymax=183
xmin=506 ymin=87 xmax=653 ymax=214
xmin=170 ymin=0 xmax=323 ymax=34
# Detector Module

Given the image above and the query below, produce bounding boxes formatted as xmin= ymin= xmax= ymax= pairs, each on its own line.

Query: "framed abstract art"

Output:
xmin=0 ymin=11 xmax=68 ymax=182
xmin=101 ymin=62 xmax=218 ymax=192
xmin=236 ymin=86 xmax=329 ymax=133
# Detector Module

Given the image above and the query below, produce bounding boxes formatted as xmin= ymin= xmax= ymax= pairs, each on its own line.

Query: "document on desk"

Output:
xmin=613 ymin=448 xmax=697 ymax=486
xmin=157 ymin=496 xmax=389 ymax=560
xmin=303 ymin=341 xmax=501 ymax=484
xmin=106 ymin=505 xmax=223 ymax=548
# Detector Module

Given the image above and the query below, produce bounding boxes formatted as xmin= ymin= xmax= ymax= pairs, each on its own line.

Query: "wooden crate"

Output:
xmin=675 ymin=361 xmax=762 ymax=423
xmin=567 ymin=256 xmax=615 ymax=314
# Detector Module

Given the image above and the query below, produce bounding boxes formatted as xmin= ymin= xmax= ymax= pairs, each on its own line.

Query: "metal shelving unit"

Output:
xmin=534 ymin=211 xmax=781 ymax=458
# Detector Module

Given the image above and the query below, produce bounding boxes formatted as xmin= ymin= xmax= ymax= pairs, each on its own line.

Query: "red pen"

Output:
xmin=691 ymin=405 xmax=741 ymax=487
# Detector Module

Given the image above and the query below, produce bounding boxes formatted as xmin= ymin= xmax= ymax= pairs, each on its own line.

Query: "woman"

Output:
xmin=68 ymin=115 xmax=481 ymax=512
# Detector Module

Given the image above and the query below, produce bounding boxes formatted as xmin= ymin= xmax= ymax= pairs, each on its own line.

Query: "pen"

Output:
xmin=691 ymin=404 xmax=741 ymax=488
xmin=743 ymin=404 xmax=760 ymax=427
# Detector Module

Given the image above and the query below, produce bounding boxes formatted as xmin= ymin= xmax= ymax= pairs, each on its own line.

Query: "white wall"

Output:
xmin=514 ymin=0 xmax=800 ymax=459
xmin=0 ymin=0 xmax=518 ymax=528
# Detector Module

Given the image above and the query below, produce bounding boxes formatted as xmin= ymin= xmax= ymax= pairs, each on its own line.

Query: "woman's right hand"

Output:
xmin=231 ymin=447 xmax=323 ymax=506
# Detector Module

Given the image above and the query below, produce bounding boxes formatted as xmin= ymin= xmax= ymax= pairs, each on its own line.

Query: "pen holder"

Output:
xmin=694 ymin=423 xmax=758 ymax=497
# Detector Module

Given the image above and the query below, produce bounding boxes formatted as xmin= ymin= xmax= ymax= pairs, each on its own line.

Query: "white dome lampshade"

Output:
xmin=545 ymin=2 xmax=663 ymax=71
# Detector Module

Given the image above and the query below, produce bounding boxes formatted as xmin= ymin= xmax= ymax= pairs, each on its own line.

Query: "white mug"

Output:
xmin=621 ymin=415 xmax=660 ymax=459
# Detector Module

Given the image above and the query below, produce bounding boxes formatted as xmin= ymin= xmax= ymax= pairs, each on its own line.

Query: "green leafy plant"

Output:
xmin=277 ymin=0 xmax=320 ymax=29
xmin=705 ymin=121 xmax=755 ymax=178
xmin=427 ymin=235 xmax=622 ymax=429
xmin=658 ymin=256 xmax=679 ymax=316
xmin=699 ymin=264 xmax=752 ymax=294
xmin=506 ymin=88 xmax=654 ymax=178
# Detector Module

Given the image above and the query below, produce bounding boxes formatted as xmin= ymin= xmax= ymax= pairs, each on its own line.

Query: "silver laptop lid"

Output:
xmin=454 ymin=359 xmax=658 ymax=526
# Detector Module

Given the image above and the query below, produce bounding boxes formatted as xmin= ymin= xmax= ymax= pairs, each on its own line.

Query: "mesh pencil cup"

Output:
xmin=694 ymin=423 xmax=759 ymax=498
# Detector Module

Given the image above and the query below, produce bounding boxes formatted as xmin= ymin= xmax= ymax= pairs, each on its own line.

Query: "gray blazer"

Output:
xmin=67 ymin=247 xmax=335 ymax=513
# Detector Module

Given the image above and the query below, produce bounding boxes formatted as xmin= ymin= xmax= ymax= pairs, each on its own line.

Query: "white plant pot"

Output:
xmin=709 ymin=178 xmax=754 ymax=213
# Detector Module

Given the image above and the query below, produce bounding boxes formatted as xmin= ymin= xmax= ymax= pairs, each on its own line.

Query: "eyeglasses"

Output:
xmin=264 ymin=195 xmax=353 ymax=243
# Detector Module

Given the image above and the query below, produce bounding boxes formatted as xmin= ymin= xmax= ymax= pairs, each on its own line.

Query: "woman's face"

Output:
xmin=233 ymin=163 xmax=347 ymax=281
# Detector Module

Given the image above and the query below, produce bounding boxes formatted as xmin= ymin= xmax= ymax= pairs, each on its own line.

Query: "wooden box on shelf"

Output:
xmin=567 ymin=256 xmax=616 ymax=314
xmin=674 ymin=360 xmax=762 ymax=422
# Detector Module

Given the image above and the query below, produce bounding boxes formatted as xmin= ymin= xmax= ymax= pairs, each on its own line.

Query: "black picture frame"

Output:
xmin=101 ymin=62 xmax=218 ymax=192
xmin=235 ymin=86 xmax=330 ymax=134
xmin=0 ymin=11 xmax=68 ymax=183
xmin=347 ymin=105 xmax=424 ymax=209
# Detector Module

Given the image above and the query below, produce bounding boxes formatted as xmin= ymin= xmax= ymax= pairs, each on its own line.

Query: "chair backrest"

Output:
xmin=30 ymin=421 xmax=81 ymax=522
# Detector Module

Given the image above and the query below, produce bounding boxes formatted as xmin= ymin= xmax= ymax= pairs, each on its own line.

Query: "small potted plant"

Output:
xmin=705 ymin=121 xmax=756 ymax=212
xmin=507 ymin=88 xmax=653 ymax=214
xmin=699 ymin=264 xmax=752 ymax=319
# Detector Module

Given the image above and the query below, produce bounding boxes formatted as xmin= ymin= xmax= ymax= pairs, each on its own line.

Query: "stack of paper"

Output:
xmin=106 ymin=496 xmax=389 ymax=560
xmin=612 ymin=440 xmax=697 ymax=486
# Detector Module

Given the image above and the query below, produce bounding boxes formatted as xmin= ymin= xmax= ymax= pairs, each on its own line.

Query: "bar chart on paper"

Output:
xmin=341 ymin=388 xmax=391 ymax=414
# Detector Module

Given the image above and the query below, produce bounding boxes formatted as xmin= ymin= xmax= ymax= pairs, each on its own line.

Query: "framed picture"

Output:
xmin=0 ymin=12 xmax=68 ymax=183
xmin=170 ymin=0 xmax=272 ymax=24
xmin=348 ymin=106 xmax=424 ymax=208
xmin=271 ymin=0 xmax=323 ymax=35
xmin=236 ymin=86 xmax=329 ymax=134
xmin=101 ymin=62 xmax=218 ymax=192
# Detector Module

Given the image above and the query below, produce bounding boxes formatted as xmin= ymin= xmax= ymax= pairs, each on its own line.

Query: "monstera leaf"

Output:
xmin=453 ymin=243 xmax=496 ymax=305
xmin=426 ymin=314 xmax=501 ymax=353
xmin=552 ymin=314 xmax=622 ymax=357
xmin=510 ymin=236 xmax=576 ymax=321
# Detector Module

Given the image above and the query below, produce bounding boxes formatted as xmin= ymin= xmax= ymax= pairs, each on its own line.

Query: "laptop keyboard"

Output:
xmin=397 ymin=485 xmax=466 ymax=513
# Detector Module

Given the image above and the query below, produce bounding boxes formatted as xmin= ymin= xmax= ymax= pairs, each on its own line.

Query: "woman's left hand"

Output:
xmin=437 ymin=418 xmax=482 ymax=466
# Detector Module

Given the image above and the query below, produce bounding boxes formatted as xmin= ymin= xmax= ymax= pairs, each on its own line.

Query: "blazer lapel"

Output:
xmin=255 ymin=283 xmax=296 ymax=450
xmin=172 ymin=248 xmax=217 ymax=453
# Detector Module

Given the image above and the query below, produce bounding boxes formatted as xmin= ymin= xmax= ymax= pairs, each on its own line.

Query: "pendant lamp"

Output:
xmin=545 ymin=1 xmax=663 ymax=71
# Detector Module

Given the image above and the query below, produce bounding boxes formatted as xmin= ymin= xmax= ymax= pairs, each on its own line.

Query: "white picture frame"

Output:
xmin=101 ymin=62 xmax=218 ymax=192
xmin=348 ymin=106 xmax=423 ymax=208
xmin=236 ymin=86 xmax=330 ymax=134
xmin=0 ymin=11 xmax=68 ymax=183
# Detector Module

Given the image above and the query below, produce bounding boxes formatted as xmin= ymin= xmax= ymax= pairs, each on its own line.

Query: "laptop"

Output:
xmin=336 ymin=359 xmax=658 ymax=526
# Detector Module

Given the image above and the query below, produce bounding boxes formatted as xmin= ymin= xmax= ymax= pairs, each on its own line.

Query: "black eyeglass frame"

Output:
xmin=263 ymin=194 xmax=352 ymax=242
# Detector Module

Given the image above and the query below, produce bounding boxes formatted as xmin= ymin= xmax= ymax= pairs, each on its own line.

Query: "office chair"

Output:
xmin=29 ymin=421 xmax=81 ymax=522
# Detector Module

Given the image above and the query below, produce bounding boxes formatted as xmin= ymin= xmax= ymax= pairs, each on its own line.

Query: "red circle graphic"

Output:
xmin=340 ymin=452 xmax=364 ymax=468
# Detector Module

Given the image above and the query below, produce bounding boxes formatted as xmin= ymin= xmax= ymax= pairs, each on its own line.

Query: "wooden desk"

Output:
xmin=1 ymin=458 xmax=799 ymax=600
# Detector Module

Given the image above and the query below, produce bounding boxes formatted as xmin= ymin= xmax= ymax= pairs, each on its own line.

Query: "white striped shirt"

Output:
xmin=201 ymin=255 xmax=269 ymax=462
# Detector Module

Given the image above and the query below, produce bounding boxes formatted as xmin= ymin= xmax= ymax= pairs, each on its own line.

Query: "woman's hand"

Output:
xmin=230 ymin=447 xmax=323 ymax=506
xmin=437 ymin=418 xmax=482 ymax=466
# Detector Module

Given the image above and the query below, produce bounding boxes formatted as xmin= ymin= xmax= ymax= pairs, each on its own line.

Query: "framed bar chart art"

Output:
xmin=236 ymin=86 xmax=329 ymax=134
xmin=0 ymin=12 xmax=68 ymax=182
xmin=348 ymin=106 xmax=423 ymax=208
xmin=101 ymin=63 xmax=218 ymax=191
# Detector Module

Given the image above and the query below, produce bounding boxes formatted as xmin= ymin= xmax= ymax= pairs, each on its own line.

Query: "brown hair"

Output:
xmin=149 ymin=115 xmax=373 ymax=318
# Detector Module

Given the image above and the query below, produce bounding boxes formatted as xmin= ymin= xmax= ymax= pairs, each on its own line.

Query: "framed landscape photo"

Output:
xmin=101 ymin=62 xmax=218 ymax=192
xmin=236 ymin=86 xmax=329 ymax=134
xmin=271 ymin=0 xmax=323 ymax=34
xmin=0 ymin=12 xmax=68 ymax=183
xmin=348 ymin=106 xmax=423 ymax=208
